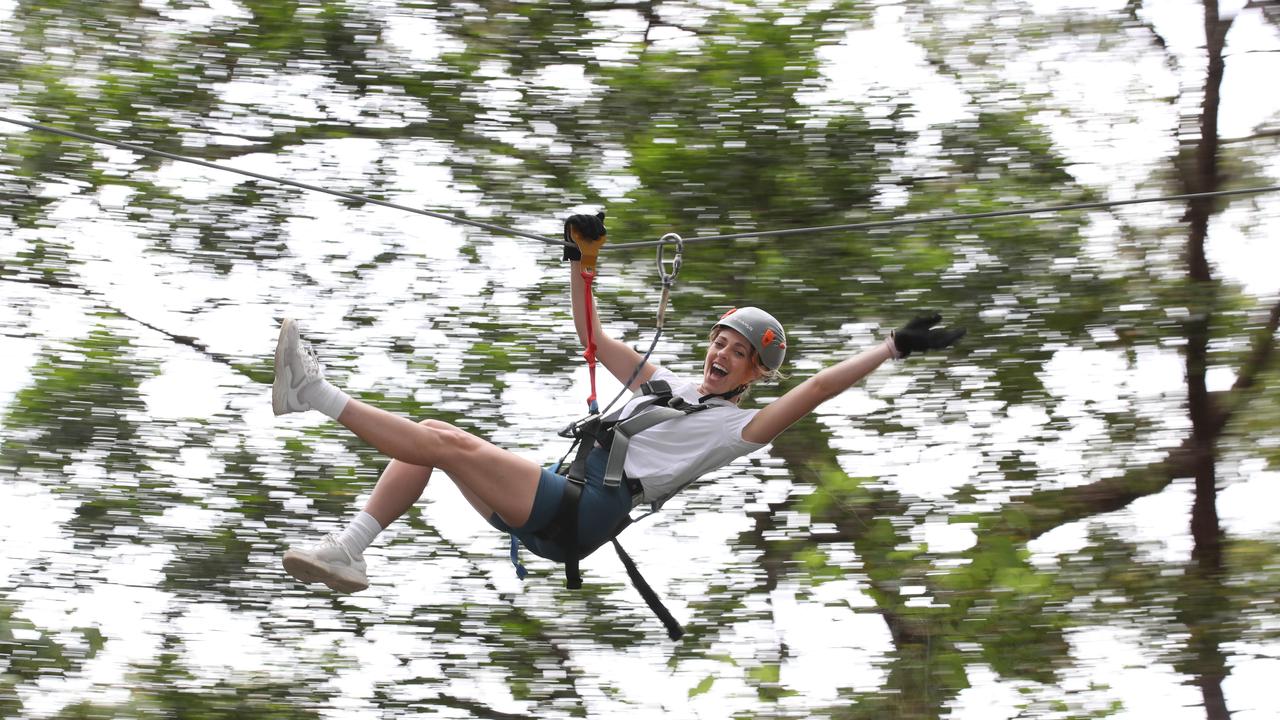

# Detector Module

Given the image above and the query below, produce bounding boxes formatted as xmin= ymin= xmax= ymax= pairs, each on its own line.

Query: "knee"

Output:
xmin=416 ymin=418 xmax=483 ymax=464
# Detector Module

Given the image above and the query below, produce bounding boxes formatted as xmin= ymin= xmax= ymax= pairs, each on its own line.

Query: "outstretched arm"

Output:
xmin=742 ymin=341 xmax=895 ymax=443
xmin=741 ymin=314 xmax=965 ymax=444
xmin=564 ymin=213 xmax=657 ymax=391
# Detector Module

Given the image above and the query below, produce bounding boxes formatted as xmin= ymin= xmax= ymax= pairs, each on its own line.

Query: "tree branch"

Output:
xmin=416 ymin=693 xmax=541 ymax=720
xmin=993 ymin=299 xmax=1277 ymax=544
xmin=196 ymin=121 xmax=442 ymax=161
xmin=1218 ymin=128 xmax=1280 ymax=145
xmin=1016 ymin=439 xmax=1197 ymax=542
xmin=1127 ymin=0 xmax=1177 ymax=72
xmin=1230 ymin=299 xmax=1280 ymax=395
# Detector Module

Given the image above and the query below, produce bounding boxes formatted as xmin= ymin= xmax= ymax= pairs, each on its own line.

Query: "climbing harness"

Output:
xmin=511 ymin=233 xmax=694 ymax=640
xmin=538 ymin=377 xmax=715 ymax=642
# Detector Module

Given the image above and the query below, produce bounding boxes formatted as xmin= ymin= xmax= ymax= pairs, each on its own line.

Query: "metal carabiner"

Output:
xmin=656 ymin=232 xmax=684 ymax=287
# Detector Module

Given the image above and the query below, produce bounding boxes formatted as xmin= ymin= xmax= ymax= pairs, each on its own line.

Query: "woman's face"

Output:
xmin=701 ymin=327 xmax=764 ymax=397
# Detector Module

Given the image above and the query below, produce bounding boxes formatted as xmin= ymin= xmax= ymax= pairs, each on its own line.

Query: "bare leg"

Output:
xmin=336 ymin=400 xmax=452 ymax=466
xmin=337 ymin=400 xmax=539 ymax=527
xmin=362 ymin=422 xmax=499 ymax=527
xmin=450 ymin=480 xmax=498 ymax=521
xmin=362 ymin=460 xmax=433 ymax=528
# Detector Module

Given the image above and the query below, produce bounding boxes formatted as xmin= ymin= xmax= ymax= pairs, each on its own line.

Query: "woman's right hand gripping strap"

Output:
xmin=564 ymin=212 xmax=608 ymax=274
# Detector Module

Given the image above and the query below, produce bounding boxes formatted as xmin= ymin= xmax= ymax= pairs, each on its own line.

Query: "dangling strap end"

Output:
xmin=612 ymin=539 xmax=684 ymax=640
xmin=509 ymin=534 xmax=528 ymax=580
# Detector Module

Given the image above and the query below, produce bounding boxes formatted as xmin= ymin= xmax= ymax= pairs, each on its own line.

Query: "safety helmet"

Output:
xmin=712 ymin=307 xmax=786 ymax=371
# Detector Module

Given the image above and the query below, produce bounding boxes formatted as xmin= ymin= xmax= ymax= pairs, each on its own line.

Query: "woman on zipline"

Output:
xmin=276 ymin=213 xmax=965 ymax=593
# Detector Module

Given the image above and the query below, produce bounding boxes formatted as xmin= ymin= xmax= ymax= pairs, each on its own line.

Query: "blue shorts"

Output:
xmin=488 ymin=446 xmax=634 ymax=562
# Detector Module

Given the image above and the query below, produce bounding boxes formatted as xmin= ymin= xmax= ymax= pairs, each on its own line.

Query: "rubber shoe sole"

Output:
xmin=272 ymin=319 xmax=298 ymax=416
xmin=282 ymin=550 xmax=369 ymax=593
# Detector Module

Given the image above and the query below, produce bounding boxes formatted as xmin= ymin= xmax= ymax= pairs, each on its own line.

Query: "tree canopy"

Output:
xmin=1 ymin=1 xmax=1278 ymax=718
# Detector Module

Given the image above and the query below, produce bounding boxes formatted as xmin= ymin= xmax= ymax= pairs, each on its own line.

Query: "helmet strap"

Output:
xmin=700 ymin=384 xmax=748 ymax=404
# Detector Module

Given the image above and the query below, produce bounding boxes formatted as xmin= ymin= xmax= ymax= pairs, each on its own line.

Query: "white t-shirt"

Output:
xmin=613 ymin=366 xmax=766 ymax=506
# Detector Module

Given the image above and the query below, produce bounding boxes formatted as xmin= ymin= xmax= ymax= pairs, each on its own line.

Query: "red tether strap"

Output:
xmin=580 ymin=269 xmax=600 ymax=414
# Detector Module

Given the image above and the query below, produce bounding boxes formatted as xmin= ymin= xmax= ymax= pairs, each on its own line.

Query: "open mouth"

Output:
xmin=709 ymin=363 xmax=729 ymax=379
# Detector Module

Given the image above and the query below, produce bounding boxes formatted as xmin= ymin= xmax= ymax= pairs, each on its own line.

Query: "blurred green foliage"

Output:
xmin=0 ymin=1 xmax=1276 ymax=719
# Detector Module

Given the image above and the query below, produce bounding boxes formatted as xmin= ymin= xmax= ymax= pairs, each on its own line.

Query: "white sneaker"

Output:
xmin=272 ymin=318 xmax=324 ymax=416
xmin=282 ymin=533 xmax=369 ymax=593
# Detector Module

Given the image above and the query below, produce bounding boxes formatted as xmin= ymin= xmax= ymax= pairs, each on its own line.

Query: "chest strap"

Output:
xmin=602 ymin=379 xmax=713 ymax=489
xmin=602 ymin=405 xmax=690 ymax=488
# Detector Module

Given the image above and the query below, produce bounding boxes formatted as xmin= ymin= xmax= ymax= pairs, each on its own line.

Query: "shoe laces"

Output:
xmin=319 ymin=532 xmax=355 ymax=561
xmin=301 ymin=341 xmax=324 ymax=380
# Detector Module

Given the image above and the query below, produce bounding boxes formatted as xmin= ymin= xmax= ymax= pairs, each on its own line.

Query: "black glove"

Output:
xmin=563 ymin=212 xmax=606 ymax=262
xmin=892 ymin=313 xmax=966 ymax=358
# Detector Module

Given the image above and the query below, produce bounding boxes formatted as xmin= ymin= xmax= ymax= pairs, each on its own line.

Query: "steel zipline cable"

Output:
xmin=0 ymin=115 xmax=566 ymax=247
xmin=4 ymin=115 xmax=1280 ymax=251
xmin=607 ymin=184 xmax=1280 ymax=249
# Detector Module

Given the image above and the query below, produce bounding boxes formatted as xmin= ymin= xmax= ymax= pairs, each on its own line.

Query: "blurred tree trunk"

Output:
xmin=1179 ymin=2 xmax=1231 ymax=718
xmin=766 ymin=422 xmax=952 ymax=719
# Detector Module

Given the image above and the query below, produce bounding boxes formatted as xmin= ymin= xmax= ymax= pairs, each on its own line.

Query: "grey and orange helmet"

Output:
xmin=713 ymin=307 xmax=786 ymax=371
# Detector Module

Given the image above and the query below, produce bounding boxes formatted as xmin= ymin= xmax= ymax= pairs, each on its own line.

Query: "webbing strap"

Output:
xmin=612 ymin=538 xmax=684 ymax=640
xmin=561 ymin=480 xmax=584 ymax=589
xmin=509 ymin=534 xmax=528 ymax=580
xmin=565 ymin=418 xmax=602 ymax=483
xmin=602 ymin=406 xmax=688 ymax=488
xmin=580 ymin=269 xmax=600 ymax=414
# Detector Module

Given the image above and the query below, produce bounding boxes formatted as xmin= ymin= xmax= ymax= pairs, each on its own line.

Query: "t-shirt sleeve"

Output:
xmin=645 ymin=365 xmax=678 ymax=387
xmin=711 ymin=404 xmax=757 ymax=448
xmin=721 ymin=407 xmax=765 ymax=448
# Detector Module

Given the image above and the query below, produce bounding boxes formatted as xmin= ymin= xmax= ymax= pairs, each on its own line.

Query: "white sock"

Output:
xmin=336 ymin=511 xmax=383 ymax=558
xmin=300 ymin=378 xmax=351 ymax=420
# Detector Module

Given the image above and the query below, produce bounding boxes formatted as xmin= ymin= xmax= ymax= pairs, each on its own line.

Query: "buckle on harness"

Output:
xmin=638 ymin=379 xmax=673 ymax=398
xmin=558 ymin=413 xmax=600 ymax=440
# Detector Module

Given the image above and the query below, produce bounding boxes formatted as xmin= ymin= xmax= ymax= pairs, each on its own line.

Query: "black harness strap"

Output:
xmin=558 ymin=479 xmax=584 ymax=590
xmin=565 ymin=416 xmax=605 ymax=486
xmin=543 ymin=412 xmax=616 ymax=590
xmin=548 ymin=416 xmax=603 ymax=590
xmin=612 ymin=538 xmax=684 ymax=640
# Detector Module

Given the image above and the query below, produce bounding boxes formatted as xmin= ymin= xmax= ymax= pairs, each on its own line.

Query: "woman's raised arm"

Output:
xmin=742 ymin=341 xmax=896 ymax=444
xmin=565 ymin=214 xmax=657 ymax=392
xmin=742 ymin=314 xmax=965 ymax=444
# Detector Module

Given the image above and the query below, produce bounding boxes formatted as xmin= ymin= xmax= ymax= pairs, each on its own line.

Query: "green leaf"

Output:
xmin=689 ymin=674 xmax=716 ymax=698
